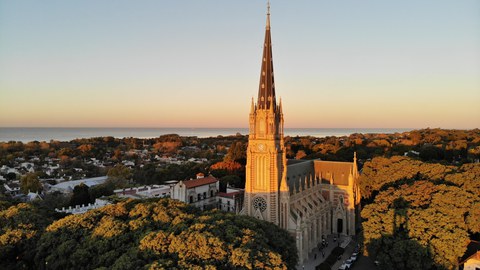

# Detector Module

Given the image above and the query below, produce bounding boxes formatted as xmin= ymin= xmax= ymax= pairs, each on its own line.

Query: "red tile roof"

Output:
xmin=217 ymin=191 xmax=243 ymax=198
xmin=183 ymin=176 xmax=218 ymax=189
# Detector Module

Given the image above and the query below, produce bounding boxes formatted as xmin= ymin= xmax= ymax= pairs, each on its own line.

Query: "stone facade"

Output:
xmin=241 ymin=5 xmax=361 ymax=263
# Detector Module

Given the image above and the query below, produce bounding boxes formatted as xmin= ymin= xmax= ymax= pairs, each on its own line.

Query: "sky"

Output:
xmin=0 ymin=0 xmax=479 ymax=129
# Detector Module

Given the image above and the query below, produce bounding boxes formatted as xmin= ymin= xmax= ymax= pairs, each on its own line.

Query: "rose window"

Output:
xmin=253 ymin=197 xmax=267 ymax=212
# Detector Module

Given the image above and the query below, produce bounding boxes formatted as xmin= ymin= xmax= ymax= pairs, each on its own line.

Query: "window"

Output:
xmin=227 ymin=201 xmax=230 ymax=205
xmin=189 ymin=196 xmax=193 ymax=203
xmin=210 ymin=190 xmax=214 ymax=197
xmin=197 ymin=194 xmax=201 ymax=201
xmin=203 ymin=192 xmax=207 ymax=199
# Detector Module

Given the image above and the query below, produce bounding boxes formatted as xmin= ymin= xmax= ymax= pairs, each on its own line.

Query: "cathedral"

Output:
xmin=241 ymin=4 xmax=361 ymax=263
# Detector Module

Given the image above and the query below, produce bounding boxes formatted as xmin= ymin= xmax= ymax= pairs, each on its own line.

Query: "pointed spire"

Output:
xmin=257 ymin=0 xmax=276 ymax=110
xmin=250 ymin=97 xmax=255 ymax=114
xmin=266 ymin=0 xmax=271 ymax=29
xmin=280 ymin=175 xmax=289 ymax=192
xmin=353 ymin=151 xmax=358 ymax=177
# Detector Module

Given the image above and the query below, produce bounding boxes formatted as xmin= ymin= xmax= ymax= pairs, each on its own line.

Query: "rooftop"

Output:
xmin=183 ymin=175 xmax=218 ymax=189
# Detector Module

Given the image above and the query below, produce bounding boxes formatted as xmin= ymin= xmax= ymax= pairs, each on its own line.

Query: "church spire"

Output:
xmin=266 ymin=0 xmax=271 ymax=29
xmin=257 ymin=0 xmax=276 ymax=110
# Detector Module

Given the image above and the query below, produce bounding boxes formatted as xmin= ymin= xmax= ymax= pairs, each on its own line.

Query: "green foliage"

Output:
xmin=20 ymin=172 xmax=42 ymax=194
xmin=107 ymin=164 xmax=132 ymax=188
xmin=70 ymin=183 xmax=91 ymax=206
xmin=31 ymin=198 xmax=297 ymax=269
xmin=360 ymin=155 xmax=480 ymax=269
xmin=0 ymin=203 xmax=54 ymax=269
xmin=359 ymin=156 xmax=454 ymax=201
xmin=362 ymin=180 xmax=476 ymax=269
xmin=219 ymin=175 xmax=244 ymax=191
xmin=367 ymin=235 xmax=433 ymax=270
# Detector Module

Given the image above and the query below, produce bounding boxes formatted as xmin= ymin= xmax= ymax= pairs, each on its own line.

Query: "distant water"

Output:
xmin=0 ymin=128 xmax=412 ymax=143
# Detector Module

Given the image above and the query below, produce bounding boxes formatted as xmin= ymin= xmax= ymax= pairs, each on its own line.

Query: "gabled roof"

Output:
xmin=183 ymin=176 xmax=218 ymax=189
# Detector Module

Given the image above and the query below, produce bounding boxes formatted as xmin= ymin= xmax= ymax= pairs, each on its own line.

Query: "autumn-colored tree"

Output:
xmin=0 ymin=203 xmax=53 ymax=269
xmin=359 ymin=156 xmax=453 ymax=200
xmin=362 ymin=181 xmax=476 ymax=269
xmin=33 ymin=198 xmax=297 ymax=269
xmin=224 ymin=141 xmax=246 ymax=164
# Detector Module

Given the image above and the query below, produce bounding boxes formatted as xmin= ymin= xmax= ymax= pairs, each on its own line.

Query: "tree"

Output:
xmin=70 ymin=183 xmax=91 ymax=206
xmin=219 ymin=175 xmax=243 ymax=191
xmin=20 ymin=173 xmax=42 ymax=194
xmin=0 ymin=203 xmax=53 ymax=269
xmin=362 ymin=181 xmax=473 ymax=269
xmin=224 ymin=141 xmax=246 ymax=164
xmin=33 ymin=198 xmax=298 ymax=269
xmin=107 ymin=165 xmax=132 ymax=189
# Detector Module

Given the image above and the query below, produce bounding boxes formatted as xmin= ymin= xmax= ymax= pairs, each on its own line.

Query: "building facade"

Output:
xmin=170 ymin=175 xmax=219 ymax=210
xmin=217 ymin=187 xmax=244 ymax=213
xmin=241 ymin=4 xmax=361 ymax=263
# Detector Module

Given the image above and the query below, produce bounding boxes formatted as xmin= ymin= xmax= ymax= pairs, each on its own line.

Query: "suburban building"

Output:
xmin=114 ymin=185 xmax=171 ymax=199
xmin=170 ymin=174 xmax=219 ymax=210
xmin=49 ymin=176 xmax=108 ymax=194
xmin=460 ymin=241 xmax=480 ymax=270
xmin=217 ymin=187 xmax=244 ymax=213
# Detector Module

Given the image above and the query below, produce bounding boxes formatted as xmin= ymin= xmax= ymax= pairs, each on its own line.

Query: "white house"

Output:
xmin=217 ymin=187 xmax=244 ymax=213
xmin=114 ymin=185 xmax=170 ymax=199
xmin=170 ymin=175 xmax=219 ymax=210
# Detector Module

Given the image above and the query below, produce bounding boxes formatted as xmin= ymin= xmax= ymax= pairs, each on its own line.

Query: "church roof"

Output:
xmin=257 ymin=2 xmax=276 ymax=110
xmin=313 ymin=160 xmax=353 ymax=186
xmin=286 ymin=159 xmax=354 ymax=189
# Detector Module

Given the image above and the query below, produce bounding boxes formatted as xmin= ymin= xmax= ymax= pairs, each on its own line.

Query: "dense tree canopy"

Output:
xmin=0 ymin=198 xmax=297 ymax=269
xmin=0 ymin=203 xmax=55 ymax=269
xmin=361 ymin=156 xmax=480 ymax=270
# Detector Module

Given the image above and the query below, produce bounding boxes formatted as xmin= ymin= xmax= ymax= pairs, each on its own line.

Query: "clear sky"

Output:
xmin=0 ymin=0 xmax=479 ymax=129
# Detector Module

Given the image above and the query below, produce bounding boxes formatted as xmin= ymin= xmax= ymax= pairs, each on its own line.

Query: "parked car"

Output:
xmin=338 ymin=259 xmax=353 ymax=270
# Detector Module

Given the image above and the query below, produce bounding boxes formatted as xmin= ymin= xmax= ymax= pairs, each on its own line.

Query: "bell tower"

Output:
xmin=244 ymin=1 xmax=289 ymax=227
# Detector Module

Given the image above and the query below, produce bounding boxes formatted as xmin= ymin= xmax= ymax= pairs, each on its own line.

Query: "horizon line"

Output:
xmin=1 ymin=126 xmax=479 ymax=131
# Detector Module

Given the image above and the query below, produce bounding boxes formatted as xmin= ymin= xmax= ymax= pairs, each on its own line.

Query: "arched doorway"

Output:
xmin=337 ymin=218 xmax=343 ymax=234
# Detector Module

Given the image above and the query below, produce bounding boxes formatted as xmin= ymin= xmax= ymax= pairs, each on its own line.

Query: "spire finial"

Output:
xmin=266 ymin=0 xmax=271 ymax=29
